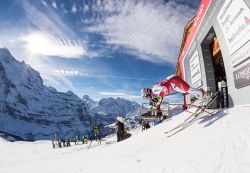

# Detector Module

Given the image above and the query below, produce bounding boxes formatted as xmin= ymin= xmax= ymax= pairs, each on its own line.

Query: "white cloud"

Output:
xmin=41 ymin=0 xmax=48 ymax=7
xmin=0 ymin=0 xmax=195 ymax=101
xmin=71 ymin=3 xmax=77 ymax=14
xmin=85 ymin=0 xmax=195 ymax=64
xmin=96 ymin=0 xmax=102 ymax=8
xmin=22 ymin=1 xmax=80 ymax=40
xmin=54 ymin=71 xmax=152 ymax=80
xmin=54 ymin=69 xmax=83 ymax=76
xmin=99 ymin=91 xmax=141 ymax=100
xmin=61 ymin=4 xmax=68 ymax=14
xmin=126 ymin=95 xmax=141 ymax=99
xmin=43 ymin=75 xmax=75 ymax=92
xmin=20 ymin=1 xmax=88 ymax=58
xmin=83 ymin=3 xmax=89 ymax=12
xmin=52 ymin=1 xmax=57 ymax=9
xmin=23 ymin=32 xmax=86 ymax=58
xmin=99 ymin=92 xmax=127 ymax=96
xmin=0 ymin=1 xmax=92 ymax=96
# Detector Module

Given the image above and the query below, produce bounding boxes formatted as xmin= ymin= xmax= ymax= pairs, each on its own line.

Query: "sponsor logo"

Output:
xmin=217 ymin=0 xmax=250 ymax=55
xmin=219 ymin=0 xmax=234 ymax=20
xmin=190 ymin=51 xmax=201 ymax=85
xmin=229 ymin=8 xmax=244 ymax=26
xmin=235 ymin=68 xmax=250 ymax=80
xmin=228 ymin=24 xmax=246 ymax=44
xmin=231 ymin=45 xmax=250 ymax=67
xmin=233 ymin=62 xmax=250 ymax=88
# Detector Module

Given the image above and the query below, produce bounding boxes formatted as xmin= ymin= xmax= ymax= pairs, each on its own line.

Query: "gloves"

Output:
xmin=151 ymin=96 xmax=162 ymax=103
xmin=151 ymin=97 xmax=158 ymax=103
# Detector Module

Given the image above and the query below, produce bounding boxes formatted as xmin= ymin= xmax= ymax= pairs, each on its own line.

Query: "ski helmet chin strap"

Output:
xmin=141 ymin=88 xmax=150 ymax=98
xmin=146 ymin=88 xmax=153 ymax=99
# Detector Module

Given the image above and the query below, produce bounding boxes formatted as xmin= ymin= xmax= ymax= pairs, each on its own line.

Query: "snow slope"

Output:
xmin=0 ymin=105 xmax=250 ymax=173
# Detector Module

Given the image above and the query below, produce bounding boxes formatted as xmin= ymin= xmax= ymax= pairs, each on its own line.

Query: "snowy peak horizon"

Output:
xmin=0 ymin=47 xmax=139 ymax=103
xmin=0 ymin=47 xmax=141 ymax=141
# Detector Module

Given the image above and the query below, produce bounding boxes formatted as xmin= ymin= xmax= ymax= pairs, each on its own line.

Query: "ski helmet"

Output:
xmin=117 ymin=116 xmax=125 ymax=123
xmin=141 ymin=88 xmax=151 ymax=98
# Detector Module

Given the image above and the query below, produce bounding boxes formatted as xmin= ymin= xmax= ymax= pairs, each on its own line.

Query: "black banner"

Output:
xmin=233 ymin=62 xmax=250 ymax=89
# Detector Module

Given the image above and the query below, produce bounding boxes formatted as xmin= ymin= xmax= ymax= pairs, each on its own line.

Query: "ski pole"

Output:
xmin=88 ymin=140 xmax=92 ymax=149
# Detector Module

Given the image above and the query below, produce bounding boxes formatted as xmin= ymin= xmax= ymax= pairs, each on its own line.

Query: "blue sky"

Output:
xmin=0 ymin=0 xmax=200 ymax=103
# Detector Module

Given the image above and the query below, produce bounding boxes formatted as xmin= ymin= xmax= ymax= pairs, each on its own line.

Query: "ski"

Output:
xmin=184 ymin=107 xmax=201 ymax=122
xmin=166 ymin=116 xmax=198 ymax=137
xmin=166 ymin=107 xmax=209 ymax=137
xmin=88 ymin=140 xmax=92 ymax=149
xmin=166 ymin=108 xmax=219 ymax=138
xmin=164 ymin=107 xmax=200 ymax=134
xmin=165 ymin=92 xmax=219 ymax=137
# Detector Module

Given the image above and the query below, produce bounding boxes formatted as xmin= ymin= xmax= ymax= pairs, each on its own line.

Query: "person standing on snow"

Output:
xmin=58 ymin=138 xmax=62 ymax=148
xmin=116 ymin=117 xmax=126 ymax=142
xmin=52 ymin=139 xmax=56 ymax=149
xmin=83 ymin=134 xmax=89 ymax=144
xmin=62 ymin=138 xmax=66 ymax=147
xmin=92 ymin=124 xmax=101 ymax=142
xmin=141 ymin=75 xmax=208 ymax=110
xmin=74 ymin=136 xmax=80 ymax=145
xmin=66 ymin=137 xmax=71 ymax=147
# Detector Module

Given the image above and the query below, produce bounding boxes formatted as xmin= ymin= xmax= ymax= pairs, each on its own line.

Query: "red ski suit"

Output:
xmin=151 ymin=75 xmax=204 ymax=99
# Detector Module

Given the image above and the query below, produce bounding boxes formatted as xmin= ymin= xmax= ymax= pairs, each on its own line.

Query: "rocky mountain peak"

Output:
xmin=0 ymin=48 xmax=17 ymax=63
xmin=0 ymin=48 xmax=141 ymax=141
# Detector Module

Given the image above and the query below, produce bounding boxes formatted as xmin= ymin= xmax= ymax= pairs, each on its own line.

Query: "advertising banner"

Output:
xmin=233 ymin=62 xmax=250 ymax=89
xmin=217 ymin=0 xmax=250 ymax=55
xmin=190 ymin=51 xmax=202 ymax=86
xmin=178 ymin=0 xmax=211 ymax=79
xmin=231 ymin=40 xmax=250 ymax=67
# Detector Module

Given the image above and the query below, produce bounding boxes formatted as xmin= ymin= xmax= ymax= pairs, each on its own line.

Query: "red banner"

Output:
xmin=178 ymin=0 xmax=212 ymax=79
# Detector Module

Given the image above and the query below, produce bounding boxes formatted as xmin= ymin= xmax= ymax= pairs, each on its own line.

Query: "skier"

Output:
xmin=53 ymin=134 xmax=58 ymax=148
xmin=141 ymin=75 xmax=209 ymax=110
xmin=66 ymin=138 xmax=71 ymax=147
xmin=97 ymin=134 xmax=102 ymax=145
xmin=52 ymin=139 xmax=55 ymax=149
xmin=58 ymin=138 xmax=62 ymax=148
xmin=62 ymin=138 xmax=66 ymax=147
xmin=74 ymin=136 xmax=79 ymax=145
xmin=92 ymin=124 xmax=101 ymax=141
xmin=82 ymin=135 xmax=89 ymax=144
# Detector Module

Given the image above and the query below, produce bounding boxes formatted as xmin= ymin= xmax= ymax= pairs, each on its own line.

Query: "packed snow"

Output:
xmin=1 ymin=105 xmax=250 ymax=173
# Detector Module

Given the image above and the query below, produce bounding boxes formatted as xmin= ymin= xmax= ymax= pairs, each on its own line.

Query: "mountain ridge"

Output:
xmin=0 ymin=48 xmax=141 ymax=141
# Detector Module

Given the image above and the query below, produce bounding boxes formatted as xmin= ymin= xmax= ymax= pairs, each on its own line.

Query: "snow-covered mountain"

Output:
xmin=0 ymin=48 xmax=141 ymax=141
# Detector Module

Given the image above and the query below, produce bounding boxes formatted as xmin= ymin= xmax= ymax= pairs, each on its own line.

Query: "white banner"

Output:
xmin=217 ymin=0 xmax=250 ymax=55
xmin=190 ymin=50 xmax=202 ymax=86
xmin=231 ymin=41 xmax=250 ymax=67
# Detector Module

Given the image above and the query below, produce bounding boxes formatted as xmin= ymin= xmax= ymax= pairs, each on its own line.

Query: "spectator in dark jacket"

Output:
xmin=116 ymin=117 xmax=125 ymax=142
